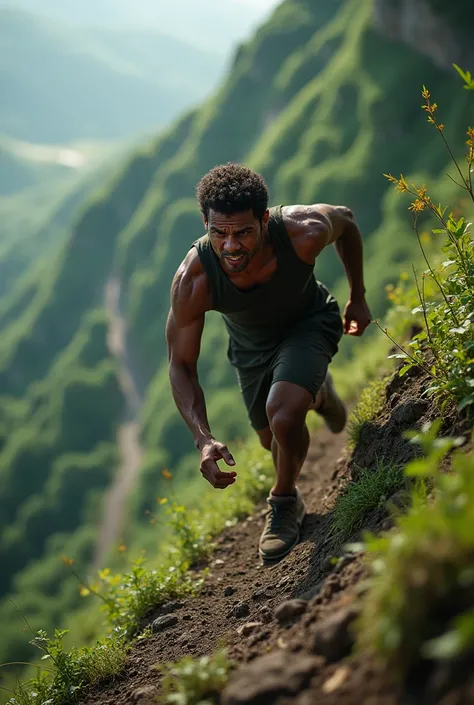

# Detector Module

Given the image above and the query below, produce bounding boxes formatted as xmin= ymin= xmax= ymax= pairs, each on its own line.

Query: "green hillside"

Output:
xmin=0 ymin=8 xmax=223 ymax=143
xmin=0 ymin=0 xmax=472 ymax=687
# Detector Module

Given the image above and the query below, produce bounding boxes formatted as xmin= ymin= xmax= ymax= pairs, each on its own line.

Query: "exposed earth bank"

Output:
xmin=82 ymin=367 xmax=473 ymax=705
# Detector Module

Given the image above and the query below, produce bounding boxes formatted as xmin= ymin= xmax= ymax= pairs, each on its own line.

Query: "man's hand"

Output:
xmin=199 ymin=440 xmax=237 ymax=489
xmin=343 ymin=298 xmax=372 ymax=337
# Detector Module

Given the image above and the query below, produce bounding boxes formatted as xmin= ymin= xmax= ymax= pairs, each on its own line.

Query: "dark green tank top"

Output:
xmin=193 ymin=205 xmax=327 ymax=369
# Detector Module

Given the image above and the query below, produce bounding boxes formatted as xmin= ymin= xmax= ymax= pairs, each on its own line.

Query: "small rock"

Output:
xmin=274 ymin=599 xmax=308 ymax=625
xmin=131 ymin=685 xmax=158 ymax=703
xmin=237 ymin=621 xmax=263 ymax=637
xmin=222 ymin=650 xmax=320 ymax=705
xmin=229 ymin=601 xmax=250 ymax=619
xmin=258 ymin=606 xmax=273 ymax=624
xmin=214 ymin=559 xmax=225 ymax=567
xmin=322 ymin=665 xmax=350 ymax=693
xmin=151 ymin=614 xmax=178 ymax=633
xmin=252 ymin=587 xmax=272 ymax=601
xmin=311 ymin=606 xmax=359 ymax=662
xmin=182 ymin=614 xmax=193 ymax=621
xmin=158 ymin=600 xmax=185 ymax=615
xmin=224 ymin=586 xmax=235 ymax=597
xmin=381 ymin=518 xmax=392 ymax=531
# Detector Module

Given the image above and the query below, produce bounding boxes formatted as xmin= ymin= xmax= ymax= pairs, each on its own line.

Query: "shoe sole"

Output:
xmin=258 ymin=510 xmax=307 ymax=562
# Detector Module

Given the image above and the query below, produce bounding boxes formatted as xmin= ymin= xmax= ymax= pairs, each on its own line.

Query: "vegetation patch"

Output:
xmin=357 ymin=422 xmax=473 ymax=677
xmin=347 ymin=376 xmax=390 ymax=448
xmin=157 ymin=649 xmax=234 ymax=705
xmin=330 ymin=459 xmax=405 ymax=540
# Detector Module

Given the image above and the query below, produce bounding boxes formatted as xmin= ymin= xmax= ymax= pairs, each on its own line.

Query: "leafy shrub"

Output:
xmin=6 ymin=629 xmax=126 ymax=705
xmin=157 ymin=648 xmax=234 ymax=705
xmin=381 ymin=75 xmax=474 ymax=413
xmin=357 ymin=421 xmax=473 ymax=676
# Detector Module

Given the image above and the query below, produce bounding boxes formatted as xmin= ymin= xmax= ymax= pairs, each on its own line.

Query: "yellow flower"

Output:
xmin=162 ymin=468 xmax=172 ymax=480
xmin=99 ymin=568 xmax=111 ymax=580
xmin=118 ymin=544 xmax=126 ymax=552
xmin=409 ymin=199 xmax=426 ymax=213
xmin=62 ymin=556 xmax=74 ymax=567
xmin=158 ymin=497 xmax=168 ymax=505
xmin=80 ymin=586 xmax=90 ymax=597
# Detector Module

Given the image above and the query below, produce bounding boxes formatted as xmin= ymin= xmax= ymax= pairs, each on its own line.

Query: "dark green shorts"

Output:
xmin=235 ymin=301 xmax=343 ymax=431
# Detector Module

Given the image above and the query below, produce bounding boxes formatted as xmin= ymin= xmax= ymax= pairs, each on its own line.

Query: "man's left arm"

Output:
xmin=327 ymin=206 xmax=372 ymax=337
xmin=284 ymin=203 xmax=372 ymax=336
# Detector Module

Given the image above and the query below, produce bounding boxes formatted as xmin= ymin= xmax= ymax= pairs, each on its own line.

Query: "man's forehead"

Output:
xmin=207 ymin=209 xmax=256 ymax=228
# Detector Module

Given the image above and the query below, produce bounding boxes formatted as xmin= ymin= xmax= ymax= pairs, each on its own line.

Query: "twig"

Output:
xmin=413 ymin=218 xmax=460 ymax=326
xmin=412 ymin=264 xmax=440 ymax=364
xmin=437 ymin=127 xmax=470 ymax=191
xmin=445 ymin=172 xmax=467 ymax=189
xmin=374 ymin=320 xmax=440 ymax=380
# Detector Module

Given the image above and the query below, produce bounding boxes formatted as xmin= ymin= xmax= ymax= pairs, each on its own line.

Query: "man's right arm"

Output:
xmin=166 ymin=251 xmax=237 ymax=489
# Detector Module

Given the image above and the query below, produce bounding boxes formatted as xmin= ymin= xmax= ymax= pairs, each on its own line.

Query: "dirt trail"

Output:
xmin=84 ymin=423 xmax=397 ymax=705
xmin=82 ymin=365 xmax=474 ymax=705
xmin=92 ymin=277 xmax=143 ymax=572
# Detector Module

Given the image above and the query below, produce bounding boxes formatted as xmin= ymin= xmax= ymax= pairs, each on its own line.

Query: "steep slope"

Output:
xmin=0 ymin=0 xmax=472 ymax=686
xmin=0 ymin=8 xmax=223 ymax=143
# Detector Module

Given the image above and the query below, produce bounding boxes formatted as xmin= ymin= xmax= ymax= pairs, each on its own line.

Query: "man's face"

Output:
xmin=206 ymin=209 xmax=269 ymax=274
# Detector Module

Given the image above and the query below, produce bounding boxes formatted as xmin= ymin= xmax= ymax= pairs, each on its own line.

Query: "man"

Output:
xmin=166 ymin=163 xmax=371 ymax=561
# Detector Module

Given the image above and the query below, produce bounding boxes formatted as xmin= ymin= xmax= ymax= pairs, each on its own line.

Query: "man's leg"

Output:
xmin=257 ymin=381 xmax=313 ymax=561
xmin=265 ymin=381 xmax=312 ymax=496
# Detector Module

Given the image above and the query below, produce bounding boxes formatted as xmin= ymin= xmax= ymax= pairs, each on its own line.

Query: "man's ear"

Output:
xmin=203 ymin=215 xmax=208 ymax=230
xmin=262 ymin=209 xmax=270 ymax=225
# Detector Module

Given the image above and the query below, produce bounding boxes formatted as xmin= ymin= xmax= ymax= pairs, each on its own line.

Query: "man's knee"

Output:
xmin=266 ymin=399 xmax=307 ymax=446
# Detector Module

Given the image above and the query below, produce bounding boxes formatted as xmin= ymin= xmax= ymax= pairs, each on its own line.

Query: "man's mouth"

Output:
xmin=223 ymin=253 xmax=246 ymax=265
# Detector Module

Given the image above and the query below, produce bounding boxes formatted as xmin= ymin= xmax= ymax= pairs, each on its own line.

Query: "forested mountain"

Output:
xmin=0 ymin=7 xmax=223 ymax=143
xmin=0 ymin=0 xmax=472 ymax=688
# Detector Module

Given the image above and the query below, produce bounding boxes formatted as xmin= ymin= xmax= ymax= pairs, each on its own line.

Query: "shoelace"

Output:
xmin=267 ymin=501 xmax=296 ymax=532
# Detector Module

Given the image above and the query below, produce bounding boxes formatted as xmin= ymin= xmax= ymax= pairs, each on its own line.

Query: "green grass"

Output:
xmin=347 ymin=376 xmax=390 ymax=448
xmin=330 ymin=459 xmax=405 ymax=540
xmin=4 ymin=630 xmax=126 ymax=705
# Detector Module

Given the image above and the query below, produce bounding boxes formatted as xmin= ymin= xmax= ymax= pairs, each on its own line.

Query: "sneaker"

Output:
xmin=259 ymin=488 xmax=306 ymax=561
xmin=315 ymin=370 xmax=347 ymax=434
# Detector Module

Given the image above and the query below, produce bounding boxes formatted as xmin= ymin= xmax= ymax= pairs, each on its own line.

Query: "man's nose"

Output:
xmin=224 ymin=236 xmax=240 ymax=252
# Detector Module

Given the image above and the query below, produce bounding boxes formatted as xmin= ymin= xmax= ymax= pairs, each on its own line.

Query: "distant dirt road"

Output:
xmin=91 ymin=276 xmax=143 ymax=572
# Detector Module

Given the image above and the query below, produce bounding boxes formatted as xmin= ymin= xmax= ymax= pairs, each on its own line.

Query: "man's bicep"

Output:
xmin=166 ymin=309 xmax=205 ymax=366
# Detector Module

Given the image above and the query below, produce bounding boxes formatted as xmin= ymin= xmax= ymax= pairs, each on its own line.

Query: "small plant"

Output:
xmin=357 ymin=421 xmax=473 ymax=677
xmin=380 ymin=72 xmax=474 ymax=414
xmin=347 ymin=376 xmax=390 ymax=447
xmin=330 ymin=459 xmax=405 ymax=540
xmin=6 ymin=629 xmax=126 ymax=705
xmin=157 ymin=648 xmax=234 ymax=705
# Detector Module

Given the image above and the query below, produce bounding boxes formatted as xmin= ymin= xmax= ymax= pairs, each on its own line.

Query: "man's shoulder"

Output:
xmin=172 ymin=246 xmax=212 ymax=317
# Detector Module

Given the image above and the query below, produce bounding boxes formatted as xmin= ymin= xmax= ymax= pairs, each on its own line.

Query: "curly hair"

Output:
xmin=196 ymin=162 xmax=269 ymax=221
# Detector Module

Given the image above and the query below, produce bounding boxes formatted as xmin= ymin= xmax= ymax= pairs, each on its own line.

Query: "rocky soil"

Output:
xmin=81 ymin=367 xmax=473 ymax=705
